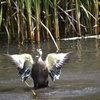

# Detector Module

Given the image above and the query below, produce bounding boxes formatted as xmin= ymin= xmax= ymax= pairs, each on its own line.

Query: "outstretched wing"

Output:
xmin=4 ymin=54 xmax=34 ymax=82
xmin=4 ymin=54 xmax=34 ymax=69
xmin=45 ymin=52 xmax=72 ymax=82
xmin=19 ymin=60 xmax=33 ymax=82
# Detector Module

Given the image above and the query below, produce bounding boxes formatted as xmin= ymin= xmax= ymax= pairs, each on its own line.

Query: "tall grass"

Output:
xmin=0 ymin=3 xmax=2 ymax=27
xmin=25 ymin=0 xmax=33 ymax=42
xmin=32 ymin=0 xmax=40 ymax=42
xmin=52 ymin=0 xmax=59 ymax=39
xmin=17 ymin=0 xmax=25 ymax=43
xmin=94 ymin=0 xmax=98 ymax=34
xmin=43 ymin=0 xmax=50 ymax=39
xmin=0 ymin=0 xmax=100 ymax=43
xmin=75 ymin=0 xmax=81 ymax=36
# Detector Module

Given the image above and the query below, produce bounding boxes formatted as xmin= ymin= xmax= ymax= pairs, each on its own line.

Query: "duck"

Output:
xmin=4 ymin=49 xmax=72 ymax=88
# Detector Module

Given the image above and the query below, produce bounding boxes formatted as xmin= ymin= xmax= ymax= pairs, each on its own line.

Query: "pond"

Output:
xmin=0 ymin=38 xmax=100 ymax=100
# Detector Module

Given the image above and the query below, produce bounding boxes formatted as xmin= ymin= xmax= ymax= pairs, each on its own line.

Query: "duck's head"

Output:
xmin=35 ymin=49 xmax=43 ymax=58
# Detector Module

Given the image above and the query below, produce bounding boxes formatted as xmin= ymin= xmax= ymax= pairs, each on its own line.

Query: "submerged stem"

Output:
xmin=24 ymin=81 xmax=38 ymax=99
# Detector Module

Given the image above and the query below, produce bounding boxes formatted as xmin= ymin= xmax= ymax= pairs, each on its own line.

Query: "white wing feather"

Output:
xmin=4 ymin=53 xmax=34 ymax=82
xmin=45 ymin=53 xmax=71 ymax=70
xmin=45 ymin=52 xmax=72 ymax=81
xmin=4 ymin=54 xmax=34 ymax=69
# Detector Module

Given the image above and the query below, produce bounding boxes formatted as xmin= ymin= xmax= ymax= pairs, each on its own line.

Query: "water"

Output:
xmin=0 ymin=39 xmax=100 ymax=100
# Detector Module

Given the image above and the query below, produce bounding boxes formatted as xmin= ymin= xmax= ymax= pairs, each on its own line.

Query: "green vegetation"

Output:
xmin=0 ymin=0 xmax=100 ymax=43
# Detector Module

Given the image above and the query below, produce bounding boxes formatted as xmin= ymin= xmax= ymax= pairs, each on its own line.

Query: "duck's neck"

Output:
xmin=36 ymin=56 xmax=42 ymax=62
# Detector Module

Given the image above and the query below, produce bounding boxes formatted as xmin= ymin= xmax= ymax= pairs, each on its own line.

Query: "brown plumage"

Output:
xmin=31 ymin=57 xmax=49 ymax=88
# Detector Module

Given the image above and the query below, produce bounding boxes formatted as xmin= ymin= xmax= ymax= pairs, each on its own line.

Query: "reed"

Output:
xmin=32 ymin=0 xmax=40 ymax=42
xmin=75 ymin=0 xmax=81 ymax=36
xmin=43 ymin=0 xmax=50 ymax=39
xmin=63 ymin=0 xmax=76 ymax=35
xmin=4 ymin=22 xmax=10 ymax=44
xmin=17 ymin=0 xmax=24 ymax=43
xmin=63 ymin=0 xmax=69 ymax=34
xmin=0 ymin=0 xmax=100 ymax=43
xmin=94 ymin=0 xmax=98 ymax=34
xmin=25 ymin=0 xmax=33 ymax=42
xmin=0 ymin=3 xmax=2 ymax=27
xmin=1 ymin=0 xmax=10 ymax=44
xmin=81 ymin=1 xmax=93 ymax=34
xmin=52 ymin=0 xmax=59 ymax=39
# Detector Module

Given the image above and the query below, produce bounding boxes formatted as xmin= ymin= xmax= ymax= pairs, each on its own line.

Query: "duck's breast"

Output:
xmin=31 ymin=61 xmax=48 ymax=81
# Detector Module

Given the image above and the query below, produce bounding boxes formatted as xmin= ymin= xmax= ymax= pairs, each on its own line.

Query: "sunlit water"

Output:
xmin=0 ymin=39 xmax=100 ymax=100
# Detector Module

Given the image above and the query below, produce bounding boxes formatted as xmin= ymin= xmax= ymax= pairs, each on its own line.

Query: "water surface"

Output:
xmin=0 ymin=39 xmax=100 ymax=100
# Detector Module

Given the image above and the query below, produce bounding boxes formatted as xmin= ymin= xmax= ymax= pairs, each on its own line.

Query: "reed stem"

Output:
xmin=94 ymin=0 xmax=98 ymax=34
xmin=75 ymin=0 xmax=81 ymax=36
xmin=25 ymin=0 xmax=33 ymax=42
xmin=0 ymin=3 xmax=2 ymax=27
xmin=53 ymin=0 xmax=59 ymax=38
xmin=43 ymin=0 xmax=50 ymax=39
xmin=24 ymin=81 xmax=38 ymax=99
xmin=32 ymin=0 xmax=40 ymax=42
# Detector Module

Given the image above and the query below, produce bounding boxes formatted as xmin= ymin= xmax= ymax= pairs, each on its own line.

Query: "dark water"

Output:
xmin=0 ymin=39 xmax=100 ymax=100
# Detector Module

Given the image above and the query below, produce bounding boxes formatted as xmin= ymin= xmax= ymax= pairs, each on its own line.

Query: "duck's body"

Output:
xmin=31 ymin=49 xmax=49 ymax=87
xmin=31 ymin=56 xmax=49 ymax=88
xmin=4 ymin=49 xmax=72 ymax=88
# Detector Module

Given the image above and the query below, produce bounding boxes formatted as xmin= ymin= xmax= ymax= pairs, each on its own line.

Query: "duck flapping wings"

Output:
xmin=4 ymin=49 xmax=72 ymax=83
